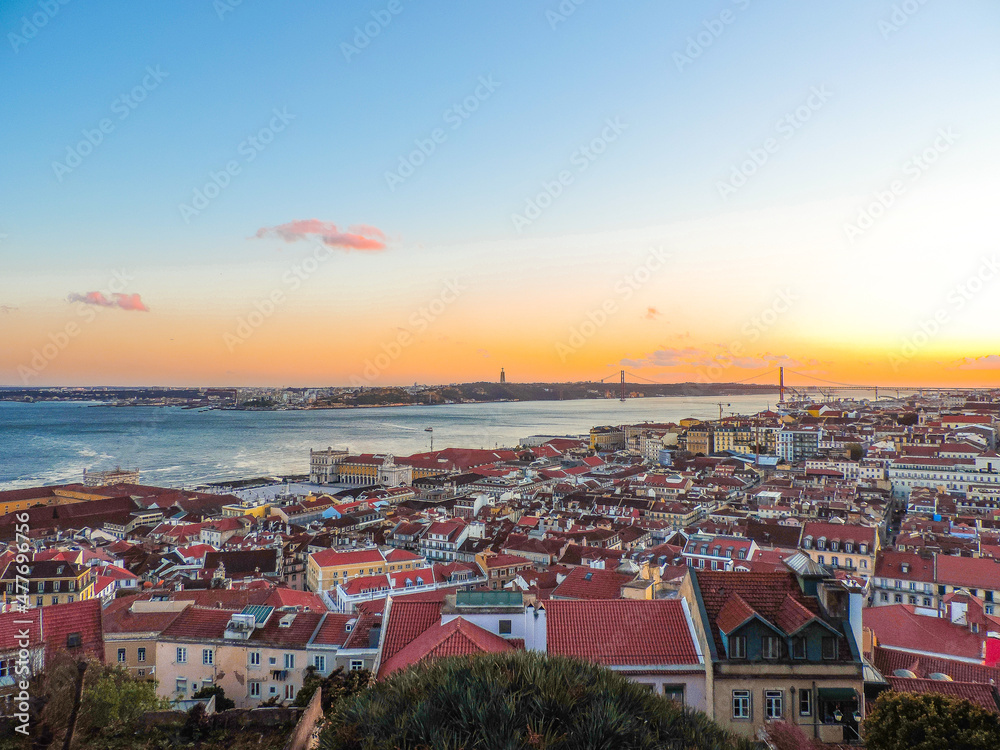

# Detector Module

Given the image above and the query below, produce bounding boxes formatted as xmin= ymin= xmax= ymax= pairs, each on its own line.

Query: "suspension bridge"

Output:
xmin=595 ymin=366 xmax=991 ymax=404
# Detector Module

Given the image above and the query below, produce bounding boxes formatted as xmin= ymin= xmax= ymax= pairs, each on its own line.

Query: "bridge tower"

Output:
xmin=500 ymin=367 xmax=505 ymax=384
xmin=620 ymin=370 xmax=626 ymax=402
xmin=779 ymin=367 xmax=785 ymax=404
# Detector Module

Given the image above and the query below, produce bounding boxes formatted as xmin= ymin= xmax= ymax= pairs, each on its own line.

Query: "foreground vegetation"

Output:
xmin=319 ymin=651 xmax=753 ymax=750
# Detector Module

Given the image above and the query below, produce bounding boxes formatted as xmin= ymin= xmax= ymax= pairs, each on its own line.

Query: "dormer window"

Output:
xmin=859 ymin=544 xmax=868 ymax=554
xmin=844 ymin=542 xmax=853 ymax=554
xmin=830 ymin=540 xmax=839 ymax=552
xmin=803 ymin=536 xmax=812 ymax=549
xmin=817 ymin=538 xmax=826 ymax=551
xmin=901 ymin=563 xmax=910 ymax=574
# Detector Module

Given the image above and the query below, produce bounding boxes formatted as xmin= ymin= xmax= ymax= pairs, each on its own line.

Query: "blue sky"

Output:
xmin=2 ymin=1 xmax=999 ymax=386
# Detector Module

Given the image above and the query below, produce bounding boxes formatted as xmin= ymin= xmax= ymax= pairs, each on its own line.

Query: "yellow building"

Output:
xmin=305 ymin=548 xmax=388 ymax=592
xmin=1 ymin=559 xmax=96 ymax=609
xmin=0 ymin=485 xmax=106 ymax=516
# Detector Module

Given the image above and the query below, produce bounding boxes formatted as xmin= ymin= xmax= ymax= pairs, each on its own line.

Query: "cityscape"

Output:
xmin=3 ymin=1 xmax=1000 ymax=749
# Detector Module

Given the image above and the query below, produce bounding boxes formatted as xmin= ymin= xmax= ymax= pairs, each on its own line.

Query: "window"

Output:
xmin=314 ymin=655 xmax=326 ymax=672
xmin=894 ymin=594 xmax=902 ymax=603
xmin=663 ymin=685 xmax=684 ymax=704
xmin=285 ymin=684 xmax=296 ymax=700
xmin=176 ymin=678 xmax=187 ymax=695
xmin=138 ymin=648 xmax=146 ymax=662
xmin=250 ymin=651 xmax=260 ymax=666
xmin=791 ymin=636 xmax=806 ymax=659
xmin=817 ymin=555 xmax=824 ymax=564
xmin=269 ymin=656 xmax=277 ymax=665
xmin=284 ymin=654 xmax=295 ymax=669
xmin=118 ymin=648 xmax=127 ymax=663
xmin=762 ymin=636 xmax=780 ymax=660
xmin=799 ymin=688 xmax=812 ymax=716
xmin=732 ymin=690 xmax=751 ymax=720
xmin=908 ymin=595 xmax=917 ymax=605
xmin=350 ymin=660 xmax=364 ymax=671
xmin=730 ymin=635 xmax=746 ymax=659
xmin=831 ymin=556 xmax=839 ymax=567
xmin=765 ymin=690 xmax=783 ymax=720
xmin=53 ymin=581 xmax=60 ymax=593
xmin=880 ymin=592 xmax=889 ymax=602
xmin=249 ymin=681 xmax=261 ymax=698
xmin=822 ymin=637 xmax=837 ymax=660
xmin=203 ymin=649 xmax=214 ymax=666
xmin=923 ymin=597 xmax=932 ymax=607
xmin=499 ymin=619 xmax=512 ymax=635
xmin=137 ymin=669 xmax=145 ymax=677
xmin=176 ymin=647 xmax=188 ymax=664
xmin=52 ymin=597 xmax=59 ymax=605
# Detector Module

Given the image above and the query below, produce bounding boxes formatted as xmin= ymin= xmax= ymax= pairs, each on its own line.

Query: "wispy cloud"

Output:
xmin=950 ymin=354 xmax=1000 ymax=370
xmin=621 ymin=347 xmax=806 ymax=371
xmin=644 ymin=307 xmax=662 ymax=320
xmin=255 ymin=219 xmax=386 ymax=251
xmin=67 ymin=291 xmax=150 ymax=312
xmin=0 ymin=304 xmax=16 ymax=314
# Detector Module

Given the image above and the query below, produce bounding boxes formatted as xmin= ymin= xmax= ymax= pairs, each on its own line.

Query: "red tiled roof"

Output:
xmin=550 ymin=567 xmax=634 ymax=600
xmin=693 ymin=571 xmax=842 ymax=659
xmin=716 ymin=594 xmax=757 ymax=634
xmin=310 ymin=613 xmax=355 ymax=647
xmin=102 ymin=596 xmax=187 ymax=635
xmin=864 ymin=605 xmax=984 ymax=661
xmin=159 ymin=605 xmax=237 ymax=640
xmin=546 ymin=599 xmax=700 ymax=666
xmin=379 ymin=600 xmax=443 ymax=664
xmin=310 ymin=547 xmax=384 ymax=568
xmin=873 ymin=644 xmax=1000 ymax=685
xmin=886 ymin=677 xmax=1000 ymax=713
xmin=378 ymin=617 xmax=516 ymax=677
xmin=936 ymin=555 xmax=1000 ymax=591
xmin=774 ymin=594 xmax=820 ymax=634
xmin=249 ymin=611 xmax=324 ymax=648
xmin=40 ymin=599 xmax=104 ymax=663
xmin=482 ymin=554 xmax=533 ymax=569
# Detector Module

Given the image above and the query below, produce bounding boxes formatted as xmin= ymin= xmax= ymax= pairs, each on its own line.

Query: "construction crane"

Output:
xmin=716 ymin=402 xmax=730 ymax=420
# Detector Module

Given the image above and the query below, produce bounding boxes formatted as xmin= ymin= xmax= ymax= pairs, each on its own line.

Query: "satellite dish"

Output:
xmin=893 ymin=669 xmax=918 ymax=678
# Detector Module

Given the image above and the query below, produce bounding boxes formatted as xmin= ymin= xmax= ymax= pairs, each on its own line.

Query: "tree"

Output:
xmin=763 ymin=721 xmax=822 ymax=750
xmin=846 ymin=442 xmax=864 ymax=461
xmin=319 ymin=651 xmax=753 ymax=750
xmin=896 ymin=412 xmax=919 ymax=426
xmin=293 ymin=665 xmax=369 ymax=712
xmin=191 ymin=684 xmax=235 ymax=712
xmin=863 ymin=690 xmax=1000 ymax=750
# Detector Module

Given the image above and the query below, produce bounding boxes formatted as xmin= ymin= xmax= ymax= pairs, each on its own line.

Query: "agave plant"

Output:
xmin=318 ymin=651 xmax=754 ymax=750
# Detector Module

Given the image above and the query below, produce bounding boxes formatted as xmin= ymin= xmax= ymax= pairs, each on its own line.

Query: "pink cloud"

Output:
xmin=68 ymin=291 xmax=150 ymax=312
xmin=644 ymin=307 xmax=662 ymax=320
xmin=255 ymin=219 xmax=386 ymax=251
xmin=951 ymin=354 xmax=1000 ymax=371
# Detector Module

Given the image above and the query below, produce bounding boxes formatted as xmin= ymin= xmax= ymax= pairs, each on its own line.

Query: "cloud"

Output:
xmin=622 ymin=347 xmax=807 ymax=372
xmin=0 ymin=304 xmax=16 ymax=314
xmin=476 ymin=348 xmax=490 ymax=358
xmin=950 ymin=354 xmax=1000 ymax=371
xmin=644 ymin=307 xmax=662 ymax=320
xmin=68 ymin=291 xmax=150 ymax=312
xmin=255 ymin=219 xmax=386 ymax=251
xmin=620 ymin=347 xmax=709 ymax=368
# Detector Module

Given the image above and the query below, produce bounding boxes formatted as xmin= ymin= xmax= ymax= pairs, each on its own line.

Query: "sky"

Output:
xmin=1 ymin=0 xmax=999 ymax=388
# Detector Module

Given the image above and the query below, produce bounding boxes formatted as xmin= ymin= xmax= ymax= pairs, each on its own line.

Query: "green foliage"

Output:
xmin=863 ymin=690 xmax=1000 ymax=750
xmin=293 ymin=665 xmax=370 ymax=711
xmin=846 ymin=442 xmax=864 ymax=461
xmin=319 ymin=651 xmax=753 ymax=750
xmin=191 ymin=684 xmax=236 ymax=712
xmin=79 ymin=664 xmax=169 ymax=737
